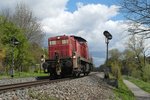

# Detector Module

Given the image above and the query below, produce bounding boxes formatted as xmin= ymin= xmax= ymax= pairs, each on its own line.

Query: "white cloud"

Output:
xmin=0 ymin=0 xmax=68 ymax=19
xmin=31 ymin=0 xmax=69 ymax=18
xmin=40 ymin=3 xmax=129 ymax=66
xmin=41 ymin=4 xmax=120 ymax=33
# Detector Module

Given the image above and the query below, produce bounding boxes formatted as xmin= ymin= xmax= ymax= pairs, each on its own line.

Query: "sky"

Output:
xmin=0 ymin=0 xmax=129 ymax=66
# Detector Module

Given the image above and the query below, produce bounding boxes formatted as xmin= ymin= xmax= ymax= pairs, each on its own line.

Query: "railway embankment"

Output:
xmin=0 ymin=73 xmax=115 ymax=100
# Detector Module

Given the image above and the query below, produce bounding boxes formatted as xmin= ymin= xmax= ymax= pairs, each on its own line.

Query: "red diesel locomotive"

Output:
xmin=43 ymin=35 xmax=93 ymax=78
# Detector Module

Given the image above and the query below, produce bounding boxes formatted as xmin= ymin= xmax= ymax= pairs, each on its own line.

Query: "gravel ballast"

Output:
xmin=0 ymin=73 xmax=115 ymax=100
xmin=0 ymin=77 xmax=36 ymax=85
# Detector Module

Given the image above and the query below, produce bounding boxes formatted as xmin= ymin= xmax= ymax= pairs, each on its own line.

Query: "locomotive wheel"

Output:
xmin=73 ymin=71 xmax=80 ymax=78
xmin=50 ymin=72 xmax=57 ymax=79
xmin=76 ymin=72 xmax=80 ymax=77
xmin=84 ymin=72 xmax=90 ymax=76
xmin=49 ymin=68 xmax=57 ymax=80
xmin=61 ymin=72 xmax=65 ymax=78
xmin=86 ymin=72 xmax=89 ymax=76
xmin=84 ymin=72 xmax=87 ymax=76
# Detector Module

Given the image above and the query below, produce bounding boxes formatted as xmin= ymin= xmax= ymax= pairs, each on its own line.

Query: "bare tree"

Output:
xmin=1 ymin=3 xmax=44 ymax=45
xmin=122 ymin=0 xmax=150 ymax=37
xmin=13 ymin=3 xmax=44 ymax=45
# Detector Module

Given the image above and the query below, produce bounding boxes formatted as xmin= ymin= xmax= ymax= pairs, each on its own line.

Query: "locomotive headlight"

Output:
xmin=73 ymin=56 xmax=76 ymax=58
xmin=57 ymin=36 xmax=60 ymax=39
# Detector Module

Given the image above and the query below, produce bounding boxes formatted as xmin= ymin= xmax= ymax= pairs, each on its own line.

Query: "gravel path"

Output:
xmin=0 ymin=73 xmax=115 ymax=100
xmin=123 ymin=80 xmax=150 ymax=100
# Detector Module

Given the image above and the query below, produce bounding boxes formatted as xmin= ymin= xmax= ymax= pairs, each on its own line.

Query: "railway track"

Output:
xmin=0 ymin=72 xmax=98 ymax=94
xmin=0 ymin=78 xmax=71 ymax=93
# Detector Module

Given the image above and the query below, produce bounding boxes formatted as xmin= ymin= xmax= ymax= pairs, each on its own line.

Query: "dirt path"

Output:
xmin=123 ymin=80 xmax=150 ymax=100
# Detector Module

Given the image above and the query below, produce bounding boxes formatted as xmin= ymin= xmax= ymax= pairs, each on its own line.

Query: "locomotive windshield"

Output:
xmin=49 ymin=39 xmax=68 ymax=45
xmin=49 ymin=41 xmax=56 ymax=45
xmin=62 ymin=40 xmax=68 ymax=44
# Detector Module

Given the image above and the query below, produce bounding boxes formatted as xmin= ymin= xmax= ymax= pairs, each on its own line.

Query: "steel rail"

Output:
xmin=0 ymin=78 xmax=71 ymax=93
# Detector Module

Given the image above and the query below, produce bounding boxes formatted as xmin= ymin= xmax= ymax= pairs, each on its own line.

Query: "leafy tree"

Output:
xmin=0 ymin=16 xmax=31 ymax=73
xmin=121 ymin=49 xmax=136 ymax=75
xmin=107 ymin=49 xmax=122 ymax=79
xmin=0 ymin=3 xmax=46 ymax=73
xmin=107 ymin=49 xmax=122 ymax=67
xmin=142 ymin=64 xmax=150 ymax=82
xmin=0 ymin=17 xmax=5 ymax=60
xmin=109 ymin=49 xmax=121 ymax=61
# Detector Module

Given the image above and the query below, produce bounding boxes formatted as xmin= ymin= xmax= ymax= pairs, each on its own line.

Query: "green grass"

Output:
xmin=124 ymin=76 xmax=150 ymax=93
xmin=113 ymin=79 xmax=135 ymax=100
xmin=109 ymin=73 xmax=135 ymax=99
xmin=0 ymin=71 xmax=48 ymax=79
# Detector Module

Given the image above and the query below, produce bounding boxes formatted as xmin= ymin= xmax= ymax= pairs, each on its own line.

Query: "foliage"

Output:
xmin=0 ymin=16 xmax=6 ymax=60
xmin=0 ymin=2 xmax=46 ymax=74
xmin=105 ymin=31 xmax=150 ymax=82
xmin=109 ymin=49 xmax=121 ymax=61
xmin=111 ymin=62 xmax=121 ymax=80
xmin=29 ymin=43 xmax=44 ymax=64
xmin=107 ymin=49 xmax=121 ymax=66
xmin=107 ymin=47 xmax=150 ymax=82
xmin=131 ymin=68 xmax=142 ymax=79
xmin=114 ymin=79 xmax=135 ymax=100
xmin=0 ymin=16 xmax=32 ymax=72
xmin=142 ymin=64 xmax=150 ymax=82
xmin=121 ymin=49 xmax=136 ymax=75
xmin=106 ymin=49 xmax=122 ymax=79
xmin=97 ymin=64 xmax=105 ymax=72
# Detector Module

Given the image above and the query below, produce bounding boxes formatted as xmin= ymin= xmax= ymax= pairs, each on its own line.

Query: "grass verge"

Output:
xmin=124 ymin=76 xmax=150 ymax=93
xmin=113 ymin=79 xmax=135 ymax=100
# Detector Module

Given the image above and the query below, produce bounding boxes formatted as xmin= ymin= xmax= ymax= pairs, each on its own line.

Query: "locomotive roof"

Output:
xmin=48 ymin=35 xmax=87 ymax=42
xmin=71 ymin=36 xmax=87 ymax=42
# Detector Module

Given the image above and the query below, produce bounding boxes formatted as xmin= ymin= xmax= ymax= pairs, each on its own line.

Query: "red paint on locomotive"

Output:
xmin=48 ymin=35 xmax=89 ymax=60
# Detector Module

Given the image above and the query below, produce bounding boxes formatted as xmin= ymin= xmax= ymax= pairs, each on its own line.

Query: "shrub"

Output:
xmin=111 ymin=62 xmax=121 ymax=80
xmin=142 ymin=64 xmax=150 ymax=82
xmin=131 ymin=68 xmax=141 ymax=79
